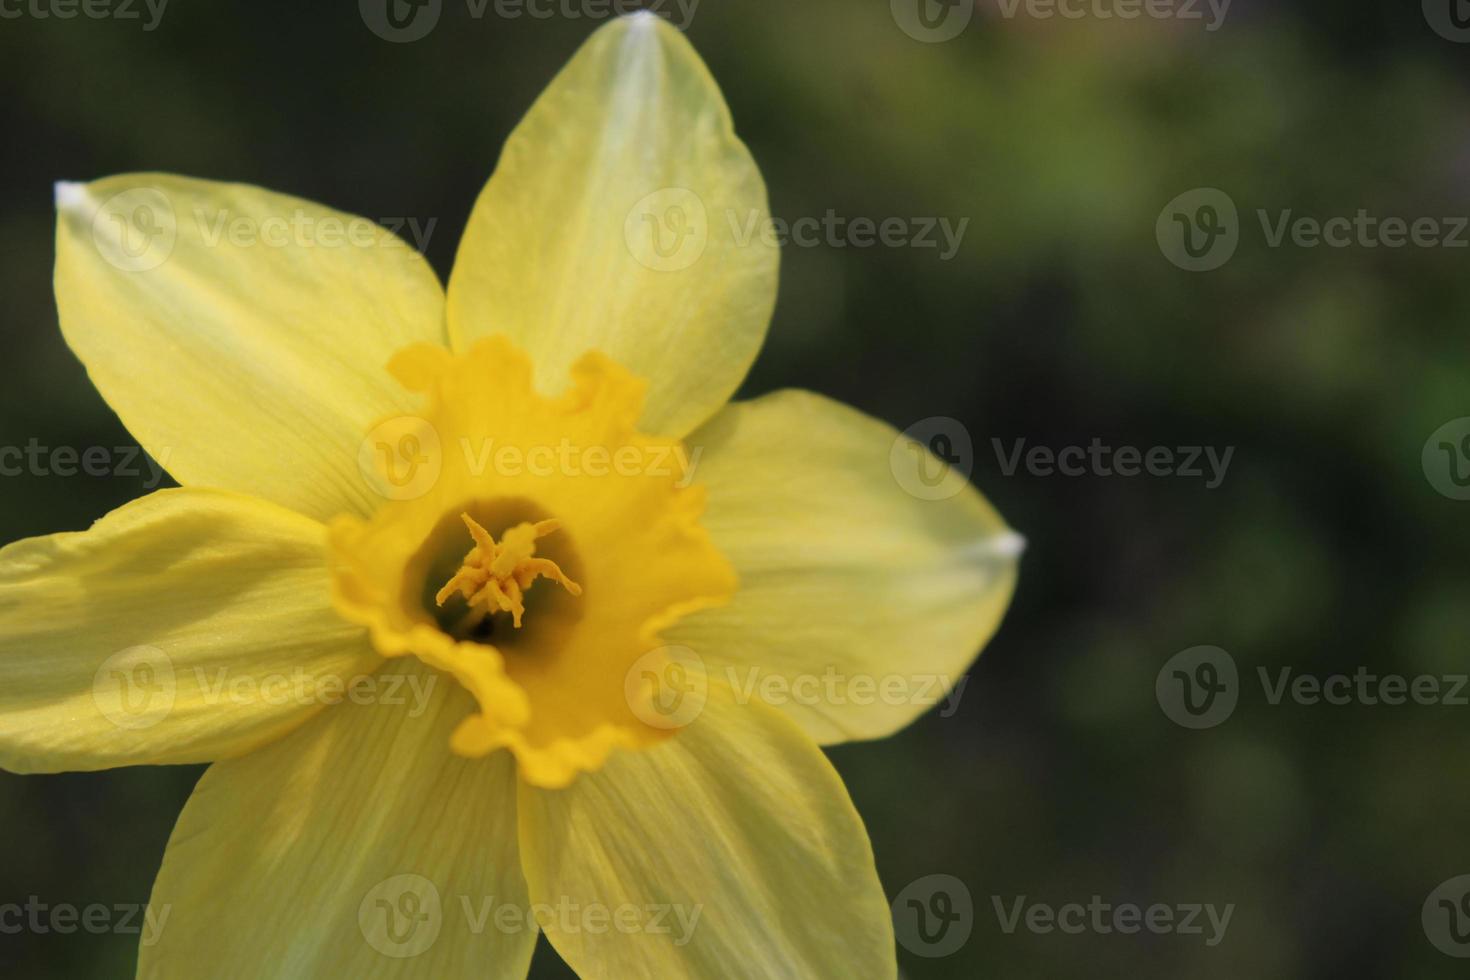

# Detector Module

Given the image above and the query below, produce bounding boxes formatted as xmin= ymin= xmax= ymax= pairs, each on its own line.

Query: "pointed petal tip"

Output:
xmin=991 ymin=531 xmax=1027 ymax=558
xmin=53 ymin=180 xmax=89 ymax=213
xmin=618 ymin=9 xmax=660 ymax=46
xmin=619 ymin=8 xmax=678 ymax=42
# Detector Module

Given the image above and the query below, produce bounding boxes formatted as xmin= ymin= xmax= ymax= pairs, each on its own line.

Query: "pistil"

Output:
xmin=435 ymin=514 xmax=581 ymax=632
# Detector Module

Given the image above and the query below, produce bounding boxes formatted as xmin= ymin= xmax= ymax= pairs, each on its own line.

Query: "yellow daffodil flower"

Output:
xmin=3 ymin=12 xmax=1020 ymax=978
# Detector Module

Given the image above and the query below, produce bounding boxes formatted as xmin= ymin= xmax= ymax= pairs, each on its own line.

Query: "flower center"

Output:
xmin=327 ymin=336 xmax=737 ymax=788
xmin=434 ymin=514 xmax=581 ymax=636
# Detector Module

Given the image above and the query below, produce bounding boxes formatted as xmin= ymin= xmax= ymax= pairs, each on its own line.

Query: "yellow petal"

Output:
xmin=139 ymin=658 xmax=533 ymax=980
xmin=518 ymin=685 xmax=896 ymax=979
xmin=53 ymin=174 xmax=446 ymax=521
xmin=447 ymin=14 xmax=778 ymax=438
xmin=668 ymin=391 xmax=1021 ymax=743
xmin=0 ymin=489 xmax=378 ymax=773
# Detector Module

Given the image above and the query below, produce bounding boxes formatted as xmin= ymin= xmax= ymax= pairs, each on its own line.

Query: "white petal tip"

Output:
xmin=991 ymin=531 xmax=1027 ymax=558
xmin=54 ymin=180 xmax=90 ymax=213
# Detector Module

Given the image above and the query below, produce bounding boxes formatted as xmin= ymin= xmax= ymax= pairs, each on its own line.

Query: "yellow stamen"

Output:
xmin=435 ymin=514 xmax=581 ymax=629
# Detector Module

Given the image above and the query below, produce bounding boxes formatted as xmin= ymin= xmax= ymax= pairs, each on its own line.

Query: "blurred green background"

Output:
xmin=3 ymin=0 xmax=1470 ymax=976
